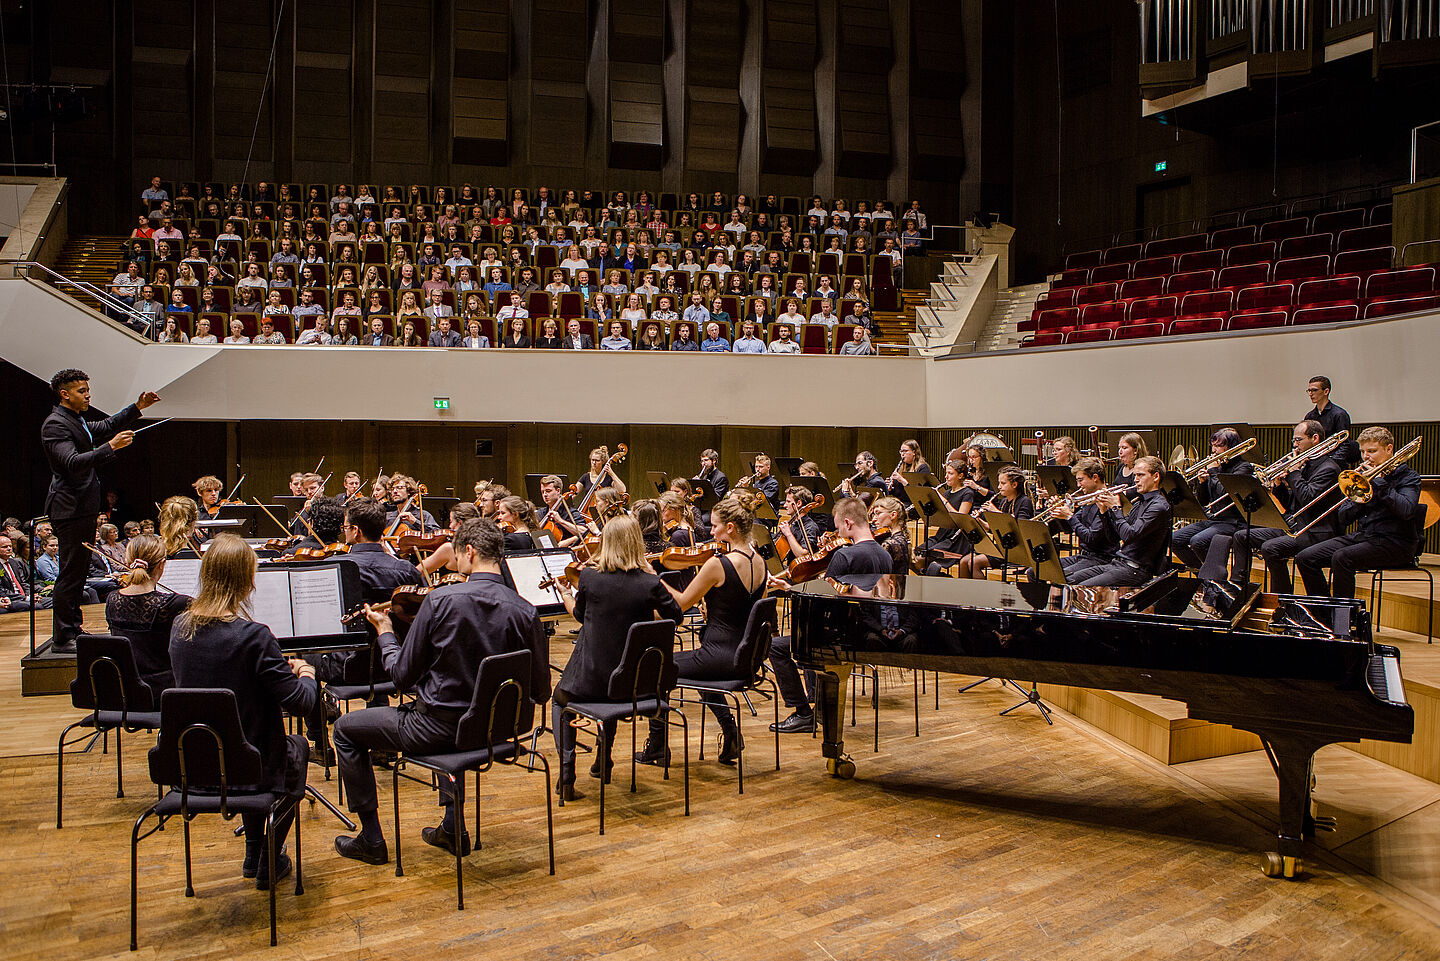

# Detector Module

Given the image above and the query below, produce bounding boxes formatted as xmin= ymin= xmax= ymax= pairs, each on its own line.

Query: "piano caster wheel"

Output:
xmin=826 ymin=758 xmax=856 ymax=780
xmin=1261 ymin=853 xmax=1302 ymax=879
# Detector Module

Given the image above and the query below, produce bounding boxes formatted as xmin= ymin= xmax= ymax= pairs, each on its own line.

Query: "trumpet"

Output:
xmin=1290 ymin=437 xmax=1423 ymax=538
xmin=1203 ymin=431 xmax=1350 ymax=514
xmin=1181 ymin=436 xmax=1257 ymax=483
xmin=1033 ymin=482 xmax=1131 ymax=523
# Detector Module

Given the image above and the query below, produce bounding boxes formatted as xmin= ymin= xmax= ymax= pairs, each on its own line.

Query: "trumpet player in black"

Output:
xmin=1035 ymin=458 xmax=1119 ymax=578
xmin=1202 ymin=421 xmax=1343 ymax=597
xmin=1069 ymin=456 xmax=1173 ymax=587
xmin=1171 ymin=428 xmax=1256 ymax=570
xmin=1295 ymin=426 xmax=1423 ymax=600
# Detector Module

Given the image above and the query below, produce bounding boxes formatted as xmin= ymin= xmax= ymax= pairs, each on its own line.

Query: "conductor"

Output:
xmin=40 ymin=369 xmax=161 ymax=653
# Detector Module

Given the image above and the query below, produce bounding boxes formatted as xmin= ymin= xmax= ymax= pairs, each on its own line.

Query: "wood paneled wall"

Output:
xmin=17 ymin=0 xmax=971 ymax=233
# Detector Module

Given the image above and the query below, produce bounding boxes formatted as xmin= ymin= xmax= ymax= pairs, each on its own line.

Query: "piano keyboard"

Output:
xmin=1369 ymin=653 xmax=1407 ymax=705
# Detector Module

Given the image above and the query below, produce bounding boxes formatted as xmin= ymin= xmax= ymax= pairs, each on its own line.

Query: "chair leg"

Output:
xmin=129 ymin=809 xmax=154 ymax=951
xmin=630 ymin=718 xmax=638 ymax=793
xmin=182 ymin=817 xmax=194 ymax=897
xmin=733 ymin=693 xmax=745 ymax=796
xmin=453 ymin=778 xmax=465 ymax=911
xmin=474 ymin=769 xmax=482 ymax=847
xmin=913 ymin=670 xmax=921 ymax=737
xmin=392 ymin=762 xmax=404 ymax=877
xmin=675 ymin=711 xmax=690 ymax=817
xmin=770 ymin=679 xmax=781 ymax=772
xmin=597 ymin=728 xmax=607 ymax=836
xmin=292 ymin=798 xmax=304 ymax=896
xmin=266 ymin=810 xmax=278 ymax=946
xmin=873 ymin=670 xmax=880 ymax=754
xmin=1427 ymin=571 xmax=1434 ymax=644
xmin=56 ymin=719 xmax=86 ymax=829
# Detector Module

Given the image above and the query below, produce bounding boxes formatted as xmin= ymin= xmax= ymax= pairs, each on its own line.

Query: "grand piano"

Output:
xmin=789 ymin=571 xmax=1414 ymax=878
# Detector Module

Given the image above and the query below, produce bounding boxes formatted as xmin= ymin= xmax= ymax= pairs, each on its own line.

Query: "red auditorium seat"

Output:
xmin=1334 ymin=246 xmax=1395 ymax=277
xmin=1271 ymin=255 xmax=1331 ymax=283
xmin=1035 ymin=288 xmax=1078 ymax=310
xmin=1074 ymin=282 xmax=1118 ymax=306
xmin=1102 ymin=243 xmax=1144 ymax=265
xmin=1364 ymin=266 xmax=1436 ymax=300
xmin=1178 ymin=290 xmax=1233 ymax=316
xmin=1278 ymin=233 xmax=1334 ymax=259
xmin=1225 ymin=309 xmax=1288 ymax=331
xmin=1313 ymin=208 xmax=1366 ymax=234
xmin=1114 ymin=322 xmax=1166 ymax=340
xmin=1337 ymin=224 xmax=1392 ymax=252
xmin=1369 ymin=202 xmax=1393 ymax=225
xmin=1053 ymin=268 xmax=1090 ymax=289
xmin=1130 ymin=256 xmax=1175 ymax=280
xmin=1064 ymin=250 xmax=1102 ymax=270
xmin=1128 ymin=295 xmax=1178 ymax=324
xmin=1023 ymin=332 xmax=1065 ymax=348
xmin=1089 ymin=262 xmax=1131 ymax=283
xmin=1296 ymin=275 xmax=1360 ymax=308
xmin=1144 ymin=233 xmax=1207 ymax=259
xmin=1035 ymin=307 xmax=1080 ymax=336
xmin=1166 ymin=269 xmax=1216 ymax=297
xmin=1210 ymin=225 xmax=1256 ymax=249
xmin=1292 ymin=304 xmax=1360 ymax=326
xmin=1066 ymin=327 xmax=1114 ymax=344
xmin=1119 ymin=277 xmax=1166 ymax=300
xmin=1175 ymin=249 xmax=1224 ymax=272
xmin=1225 ymin=241 xmax=1276 ymax=267
xmin=1168 ymin=316 xmax=1225 ymax=336
xmin=1217 ymin=263 xmax=1270 ymax=290
xmin=1081 ymin=302 xmax=1127 ymax=327
xmin=1364 ymin=295 xmax=1440 ymax=318
xmin=1258 ymin=217 xmax=1309 ymax=242
xmin=1235 ymin=283 xmax=1294 ymax=313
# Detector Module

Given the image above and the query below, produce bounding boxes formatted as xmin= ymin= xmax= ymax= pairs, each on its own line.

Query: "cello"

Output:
xmin=566 ymin=444 xmax=628 ymax=527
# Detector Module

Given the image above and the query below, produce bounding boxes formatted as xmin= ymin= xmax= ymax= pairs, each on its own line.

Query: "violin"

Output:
xmin=264 ymin=535 xmax=301 ymax=552
xmin=537 ymin=561 xmax=583 ymax=591
xmin=287 ymin=542 xmax=350 ymax=561
xmin=785 ymin=532 xmax=852 ymax=584
xmin=396 ymin=530 xmax=450 ymax=552
xmin=646 ymin=542 xmax=719 ymax=569
xmin=340 ymin=583 xmax=431 ymax=626
xmin=497 ymin=520 xmax=517 ymax=534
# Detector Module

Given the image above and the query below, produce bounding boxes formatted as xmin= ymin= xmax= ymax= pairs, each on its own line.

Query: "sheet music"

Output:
xmin=158 ymin=558 xmax=202 ymax=598
xmin=288 ymin=566 xmax=344 ymax=637
xmin=249 ymin=569 xmax=297 ymax=636
xmin=506 ymin=551 xmax=574 ymax=612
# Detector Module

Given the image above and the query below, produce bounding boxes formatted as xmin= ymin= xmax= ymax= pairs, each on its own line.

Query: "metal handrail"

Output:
xmin=0 ymin=259 xmax=154 ymax=333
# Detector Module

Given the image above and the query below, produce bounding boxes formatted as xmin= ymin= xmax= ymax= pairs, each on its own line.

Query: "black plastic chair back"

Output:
xmin=148 ymin=689 xmax=264 ymax=815
xmin=70 ymin=634 xmax=156 ymax=714
xmin=730 ymin=596 xmax=779 ymax=680
xmin=454 ymin=649 xmax=534 ymax=754
xmin=605 ymin=620 xmax=678 ymax=704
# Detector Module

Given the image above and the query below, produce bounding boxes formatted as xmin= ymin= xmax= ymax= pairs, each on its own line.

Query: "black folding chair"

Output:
xmin=57 ymin=634 xmax=161 ymax=828
xmin=674 ymin=596 xmax=780 ymax=794
xmin=558 ymin=619 xmax=689 ymax=835
xmin=131 ymin=689 xmax=305 ymax=950
xmin=391 ymin=649 xmax=555 ymax=909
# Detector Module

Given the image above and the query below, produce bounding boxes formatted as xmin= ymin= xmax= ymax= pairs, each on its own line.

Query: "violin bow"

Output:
xmin=224 ymin=473 xmax=246 ymax=503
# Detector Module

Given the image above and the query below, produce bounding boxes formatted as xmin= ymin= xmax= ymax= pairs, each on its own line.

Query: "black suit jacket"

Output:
xmin=560 ymin=334 xmax=594 ymax=350
xmin=42 ymin=403 xmax=142 ymax=521
xmin=557 ymin=569 xmax=682 ymax=701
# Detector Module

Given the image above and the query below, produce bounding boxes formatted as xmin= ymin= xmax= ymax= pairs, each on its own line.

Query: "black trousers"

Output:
xmin=333 ymin=705 xmax=457 ymax=815
xmin=1295 ymin=533 xmax=1411 ymax=600
xmin=52 ymin=514 xmax=97 ymax=642
xmin=767 ymin=634 xmax=813 ymax=714
xmin=649 ymin=642 xmax=740 ymax=738
xmin=551 ymin=689 xmax=617 ymax=785
xmin=1259 ymin=532 xmax=1328 ymax=594
xmin=1070 ymin=561 xmax=1150 ymax=587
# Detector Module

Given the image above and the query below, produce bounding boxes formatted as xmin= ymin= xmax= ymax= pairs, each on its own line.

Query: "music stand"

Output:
xmin=982 ymin=512 xmax=1025 ymax=583
xmin=740 ymin=451 xmax=764 ymax=477
xmin=906 ymin=485 xmax=953 ymax=551
xmin=835 ymin=462 xmax=857 ymax=482
xmin=788 ymin=476 xmax=833 ymax=518
xmin=952 ymin=513 xmax=1002 ymax=562
xmin=216 ymin=503 xmax=290 ymax=538
xmin=274 ymin=495 xmax=308 ymax=516
xmin=1158 ymin=472 xmax=1209 ymax=523
xmin=1036 ymin=466 xmax=1077 ymax=499
xmin=752 ymin=496 xmax=778 ymax=525
xmin=773 ymin=457 xmax=803 ymax=486
xmin=1014 ymin=517 xmax=1066 ymax=585
xmin=647 ymin=470 xmax=671 ymax=496
xmin=689 ymin=478 xmax=720 ymax=514
xmin=750 ymin=524 xmax=785 ymax=575
xmin=982 ymin=461 xmax=1018 ymax=492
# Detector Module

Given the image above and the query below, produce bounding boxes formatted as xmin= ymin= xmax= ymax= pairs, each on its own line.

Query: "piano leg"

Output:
xmin=815 ymin=662 xmax=855 ymax=779
xmin=1259 ymin=733 xmax=1334 ymax=879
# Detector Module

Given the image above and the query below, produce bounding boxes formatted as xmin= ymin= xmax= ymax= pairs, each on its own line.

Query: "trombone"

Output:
xmin=1289 ymin=437 xmax=1423 ymax=538
xmin=1201 ymin=431 xmax=1349 ymax=514
xmin=1181 ymin=436 xmax=1257 ymax=483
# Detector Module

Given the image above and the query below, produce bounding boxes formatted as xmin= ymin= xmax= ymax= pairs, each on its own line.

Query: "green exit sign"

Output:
xmin=1154 ymin=161 xmax=1168 ymax=173
xmin=433 ymin=397 xmax=450 ymax=410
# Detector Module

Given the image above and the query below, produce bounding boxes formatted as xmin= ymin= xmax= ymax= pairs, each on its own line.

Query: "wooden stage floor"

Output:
xmin=1 ymin=606 xmax=1438 ymax=960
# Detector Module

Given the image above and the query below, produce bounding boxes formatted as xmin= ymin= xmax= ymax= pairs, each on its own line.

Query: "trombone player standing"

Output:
xmin=1295 ymin=427 xmax=1423 ymax=599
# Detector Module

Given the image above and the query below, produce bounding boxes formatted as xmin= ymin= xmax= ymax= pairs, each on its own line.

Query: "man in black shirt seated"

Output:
xmin=765 ymin=497 xmax=893 ymax=734
xmin=1296 ymin=426 xmax=1422 ymax=600
xmin=333 ymin=518 xmax=550 ymax=865
xmin=1171 ymin=428 xmax=1256 ymax=573
xmin=1069 ymin=456 xmax=1173 ymax=587
xmin=750 ymin=453 xmax=781 ymax=514
xmin=1041 ymin=458 xmax=1119 ymax=578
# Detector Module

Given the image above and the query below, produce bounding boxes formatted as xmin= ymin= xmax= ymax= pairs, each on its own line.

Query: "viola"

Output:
xmin=341 ymin=583 xmax=431 ymax=626
xmin=288 ymin=542 xmax=351 ymax=561
xmin=785 ymin=532 xmax=852 ymax=584
xmin=263 ymin=535 xmax=301 ymax=552
xmin=396 ymin=530 xmax=450 ymax=552
xmin=647 ymin=542 xmax=719 ymax=569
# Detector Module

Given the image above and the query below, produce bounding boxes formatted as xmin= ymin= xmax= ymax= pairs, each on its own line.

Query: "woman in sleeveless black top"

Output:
xmin=641 ymin=493 xmax=766 ymax=766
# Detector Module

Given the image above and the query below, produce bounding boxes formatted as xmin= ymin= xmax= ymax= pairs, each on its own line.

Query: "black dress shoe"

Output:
xmin=421 ymin=824 xmax=471 ymax=857
xmin=718 ymin=730 xmax=743 ymax=765
xmin=770 ymin=710 xmax=815 ymax=734
xmin=255 ymin=852 xmax=293 ymax=890
xmin=49 ymin=637 xmax=77 ymax=655
xmin=634 ymin=738 xmax=671 ymax=766
xmin=589 ymin=756 xmax=613 ymax=782
xmin=555 ymin=780 xmax=584 ymax=802
xmin=334 ymin=834 xmax=389 ymax=865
